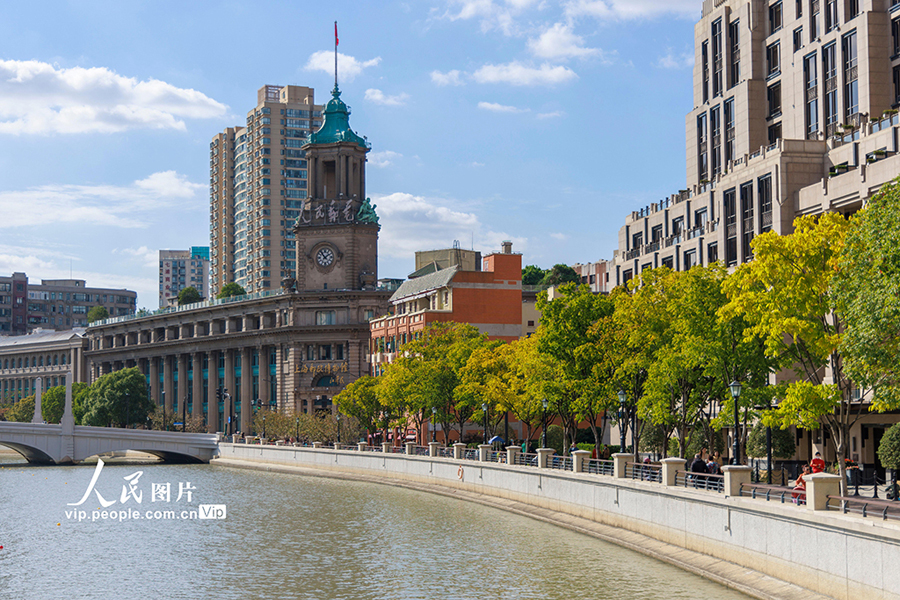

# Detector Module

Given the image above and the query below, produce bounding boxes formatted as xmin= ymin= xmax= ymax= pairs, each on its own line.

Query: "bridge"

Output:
xmin=0 ymin=374 xmax=218 ymax=464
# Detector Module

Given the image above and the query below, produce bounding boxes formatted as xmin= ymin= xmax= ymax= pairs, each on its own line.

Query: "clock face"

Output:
xmin=316 ymin=247 xmax=335 ymax=267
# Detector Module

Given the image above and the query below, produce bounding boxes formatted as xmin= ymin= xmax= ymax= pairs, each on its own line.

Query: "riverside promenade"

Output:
xmin=215 ymin=442 xmax=900 ymax=600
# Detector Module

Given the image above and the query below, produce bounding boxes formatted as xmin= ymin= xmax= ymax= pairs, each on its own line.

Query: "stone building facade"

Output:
xmin=85 ymin=83 xmax=391 ymax=434
xmin=0 ymin=328 xmax=89 ymax=403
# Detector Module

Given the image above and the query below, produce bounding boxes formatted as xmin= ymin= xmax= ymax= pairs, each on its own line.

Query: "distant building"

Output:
xmin=0 ymin=328 xmax=89 ymax=402
xmin=159 ymin=247 xmax=210 ymax=308
xmin=0 ymin=273 xmax=136 ymax=336
xmin=411 ymin=246 xmax=482 ymax=277
xmin=571 ymin=260 xmax=611 ymax=294
xmin=369 ymin=242 xmax=523 ymax=374
xmin=209 ymin=85 xmax=325 ymax=296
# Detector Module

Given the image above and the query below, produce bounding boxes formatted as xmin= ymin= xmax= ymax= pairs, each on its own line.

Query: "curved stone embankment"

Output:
xmin=214 ymin=444 xmax=900 ymax=600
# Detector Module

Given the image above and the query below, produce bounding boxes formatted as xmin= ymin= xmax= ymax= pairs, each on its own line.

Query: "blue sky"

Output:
xmin=0 ymin=0 xmax=701 ymax=308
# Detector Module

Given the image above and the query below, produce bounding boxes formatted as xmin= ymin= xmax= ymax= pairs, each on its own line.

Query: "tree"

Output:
xmin=334 ymin=376 xmax=384 ymax=439
xmin=81 ymin=367 xmax=154 ymax=427
xmin=746 ymin=421 xmax=797 ymax=460
xmin=722 ymin=213 xmax=856 ymax=493
xmin=216 ymin=283 xmax=246 ymax=299
xmin=6 ymin=395 xmax=35 ymax=422
xmin=540 ymin=264 xmax=580 ymax=287
xmin=522 ymin=265 xmax=546 ymax=286
xmin=177 ymin=286 xmax=202 ymax=306
xmin=40 ymin=383 xmax=89 ymax=424
xmin=834 ymin=178 xmax=900 ymax=411
xmin=87 ymin=306 xmax=109 ymax=323
xmin=877 ymin=423 xmax=900 ymax=473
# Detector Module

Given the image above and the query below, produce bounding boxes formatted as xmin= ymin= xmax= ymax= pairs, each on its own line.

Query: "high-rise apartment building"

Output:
xmin=0 ymin=272 xmax=136 ymax=335
xmin=613 ymin=0 xmax=900 ymax=284
xmin=159 ymin=247 xmax=210 ymax=307
xmin=210 ymin=85 xmax=324 ymax=296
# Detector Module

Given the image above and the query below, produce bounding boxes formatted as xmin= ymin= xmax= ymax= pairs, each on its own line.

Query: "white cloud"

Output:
xmin=305 ymin=51 xmax=381 ymax=81
xmin=431 ymin=69 xmax=465 ymax=86
xmin=473 ymin=61 xmax=577 ymax=86
xmin=115 ymin=246 xmax=159 ymax=269
xmin=364 ymin=88 xmax=410 ymax=106
xmin=441 ymin=0 xmax=542 ymax=35
xmin=657 ymin=49 xmax=695 ymax=69
xmin=478 ymin=101 xmax=529 ymax=113
xmin=470 ymin=161 xmax=486 ymax=167
xmin=550 ymin=232 xmax=569 ymax=241
xmin=0 ymin=171 xmax=205 ymax=229
xmin=537 ymin=111 xmax=564 ymax=119
xmin=373 ymin=192 xmax=526 ymax=259
xmin=369 ymin=150 xmax=403 ymax=168
xmin=528 ymin=23 xmax=602 ymax=60
xmin=564 ymin=0 xmax=699 ymax=20
xmin=0 ymin=60 xmax=227 ymax=135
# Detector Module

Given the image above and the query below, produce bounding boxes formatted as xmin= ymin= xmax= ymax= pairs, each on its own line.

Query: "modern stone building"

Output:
xmin=0 ymin=328 xmax=89 ymax=403
xmin=86 ymin=84 xmax=391 ymax=434
xmin=159 ymin=247 xmax=210 ymax=307
xmin=612 ymin=0 xmax=900 ymax=284
xmin=209 ymin=85 xmax=325 ymax=296
xmin=0 ymin=273 xmax=136 ymax=336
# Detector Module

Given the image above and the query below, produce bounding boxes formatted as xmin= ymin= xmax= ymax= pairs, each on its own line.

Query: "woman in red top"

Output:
xmin=810 ymin=451 xmax=826 ymax=473
xmin=793 ymin=465 xmax=811 ymax=504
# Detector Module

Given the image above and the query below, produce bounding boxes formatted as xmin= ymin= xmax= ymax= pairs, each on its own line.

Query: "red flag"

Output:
xmin=335 ymin=22 xmax=339 ymax=47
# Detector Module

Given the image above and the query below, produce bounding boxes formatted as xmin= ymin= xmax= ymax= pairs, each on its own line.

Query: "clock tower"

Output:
xmin=290 ymin=84 xmax=379 ymax=292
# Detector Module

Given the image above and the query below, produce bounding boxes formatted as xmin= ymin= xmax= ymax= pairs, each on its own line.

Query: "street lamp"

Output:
xmin=337 ymin=413 xmax=342 ymax=445
xmin=618 ymin=390 xmax=627 ymax=452
xmin=540 ymin=398 xmax=549 ymax=449
xmin=262 ymin=414 xmax=267 ymax=439
xmin=729 ymin=380 xmax=742 ymax=465
xmin=182 ymin=395 xmax=187 ymax=433
xmin=431 ymin=406 xmax=437 ymax=443
xmin=295 ymin=416 xmax=299 ymax=442
xmin=482 ymin=402 xmax=488 ymax=445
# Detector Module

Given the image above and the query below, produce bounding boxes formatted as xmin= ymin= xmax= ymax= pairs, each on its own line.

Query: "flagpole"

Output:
xmin=334 ymin=21 xmax=338 ymax=89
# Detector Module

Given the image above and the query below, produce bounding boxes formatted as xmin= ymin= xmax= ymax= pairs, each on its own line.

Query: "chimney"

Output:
xmin=501 ymin=241 xmax=513 ymax=254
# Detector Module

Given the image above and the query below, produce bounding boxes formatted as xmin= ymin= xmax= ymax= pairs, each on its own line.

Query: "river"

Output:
xmin=0 ymin=455 xmax=751 ymax=599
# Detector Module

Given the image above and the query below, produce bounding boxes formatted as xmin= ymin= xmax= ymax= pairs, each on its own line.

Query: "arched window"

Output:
xmin=17 ymin=358 xmax=22 ymax=368
xmin=61 ymin=355 xmax=67 ymax=366
xmin=39 ymin=356 xmax=43 ymax=367
xmin=2 ymin=359 xmax=7 ymax=370
xmin=53 ymin=355 xmax=58 ymax=366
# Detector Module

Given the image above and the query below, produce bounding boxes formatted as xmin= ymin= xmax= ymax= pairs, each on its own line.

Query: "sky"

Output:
xmin=0 ymin=0 xmax=702 ymax=309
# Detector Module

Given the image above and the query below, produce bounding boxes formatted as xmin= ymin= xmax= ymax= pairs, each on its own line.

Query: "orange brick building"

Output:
xmin=369 ymin=242 xmax=523 ymax=374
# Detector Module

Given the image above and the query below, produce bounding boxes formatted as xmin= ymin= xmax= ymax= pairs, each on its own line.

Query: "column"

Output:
xmin=224 ymin=350 xmax=235 ymax=433
xmin=192 ymin=352 xmax=202 ymax=419
xmin=258 ymin=345 xmax=270 ymax=410
xmin=240 ymin=347 xmax=253 ymax=434
xmin=207 ymin=350 xmax=219 ymax=434
xmin=163 ymin=355 xmax=174 ymax=414
xmin=177 ymin=354 xmax=188 ymax=422
xmin=149 ymin=356 xmax=160 ymax=407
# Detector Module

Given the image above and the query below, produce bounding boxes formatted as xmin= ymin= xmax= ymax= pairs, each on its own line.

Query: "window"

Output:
xmin=894 ymin=65 xmax=900 ymax=106
xmin=768 ymin=82 xmax=782 ymax=117
xmin=724 ymin=188 xmax=738 ymax=266
xmin=796 ymin=0 xmax=802 ymax=17
xmin=336 ymin=345 xmax=344 ymax=360
xmin=825 ymin=0 xmax=837 ymax=32
xmin=847 ymin=0 xmax=858 ymax=19
xmin=711 ymin=106 xmax=721 ymax=175
xmin=758 ymin=175 xmax=773 ymax=233
xmin=740 ymin=182 xmax=755 ymax=261
xmin=804 ymin=52 xmax=819 ymax=138
xmin=894 ymin=18 xmax=900 ymax=58
xmin=767 ymin=43 xmax=780 ymax=77
xmin=698 ymin=113 xmax=708 ymax=181
xmin=769 ymin=1 xmax=783 ymax=33
xmin=811 ymin=0 xmax=820 ymax=39
xmin=651 ymin=225 xmax=663 ymax=241
xmin=708 ymin=243 xmax=719 ymax=264
xmin=729 ymin=20 xmax=740 ymax=87
xmin=702 ymin=41 xmax=709 ymax=103
xmin=316 ymin=310 xmax=336 ymax=325
xmin=823 ymin=43 xmax=838 ymax=136
xmin=712 ymin=19 xmax=723 ymax=97
xmin=724 ymin=98 xmax=735 ymax=163
xmin=661 ymin=256 xmax=674 ymax=269
xmin=307 ymin=345 xmax=315 ymax=360
xmin=768 ymin=122 xmax=782 ymax=144
xmin=793 ymin=27 xmax=803 ymax=52
xmin=684 ymin=250 xmax=698 ymax=269
xmin=695 ymin=208 xmax=709 ymax=227
xmin=843 ymin=31 xmax=858 ymax=122
xmin=632 ymin=231 xmax=644 ymax=248
xmin=672 ymin=216 xmax=685 ymax=235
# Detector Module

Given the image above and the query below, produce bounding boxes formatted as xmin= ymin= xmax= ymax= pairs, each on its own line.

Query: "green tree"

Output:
xmin=40 ymin=383 xmax=89 ymax=424
xmin=82 ymin=367 xmax=154 ymax=427
xmin=746 ymin=421 xmax=797 ymax=460
xmin=834 ymin=178 xmax=900 ymax=411
xmin=6 ymin=395 xmax=35 ymax=422
xmin=216 ymin=283 xmax=247 ymax=299
xmin=540 ymin=264 xmax=580 ymax=287
xmin=177 ymin=286 xmax=203 ymax=305
xmin=877 ymin=423 xmax=900 ymax=472
xmin=86 ymin=306 xmax=109 ymax=323
xmin=503 ymin=335 xmax=556 ymax=445
xmin=722 ymin=213 xmax=856 ymax=493
xmin=334 ymin=376 xmax=384 ymax=438
xmin=522 ymin=265 xmax=546 ymax=286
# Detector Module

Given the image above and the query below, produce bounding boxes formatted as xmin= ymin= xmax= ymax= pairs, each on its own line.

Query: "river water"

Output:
xmin=0 ymin=455 xmax=751 ymax=599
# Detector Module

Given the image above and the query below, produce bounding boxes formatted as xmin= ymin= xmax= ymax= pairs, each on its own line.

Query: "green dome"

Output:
xmin=306 ymin=86 xmax=370 ymax=149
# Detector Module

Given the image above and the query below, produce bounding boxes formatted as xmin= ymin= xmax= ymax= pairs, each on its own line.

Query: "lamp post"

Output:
xmin=766 ymin=393 xmax=773 ymax=484
xmin=181 ymin=395 xmax=186 ymax=433
xmin=431 ymin=406 xmax=437 ymax=443
xmin=618 ymin=390 xmax=626 ymax=452
xmin=337 ymin=413 xmax=342 ymax=445
xmin=295 ymin=416 xmax=299 ymax=442
xmin=729 ymin=380 xmax=742 ymax=465
xmin=482 ymin=403 xmax=488 ymax=445
xmin=262 ymin=414 xmax=266 ymax=439
xmin=161 ymin=390 xmax=166 ymax=431
xmin=540 ymin=398 xmax=549 ymax=449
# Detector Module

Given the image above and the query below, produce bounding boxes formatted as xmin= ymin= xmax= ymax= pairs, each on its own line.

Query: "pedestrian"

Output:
xmin=690 ymin=452 xmax=709 ymax=487
xmin=707 ymin=455 xmax=720 ymax=476
xmin=793 ymin=465 xmax=811 ymax=504
xmin=810 ymin=451 xmax=826 ymax=473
